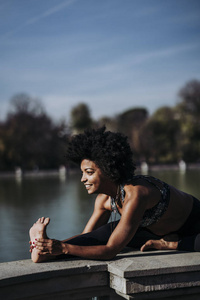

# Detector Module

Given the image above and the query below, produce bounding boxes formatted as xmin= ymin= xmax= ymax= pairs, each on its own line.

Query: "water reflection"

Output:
xmin=0 ymin=169 xmax=199 ymax=262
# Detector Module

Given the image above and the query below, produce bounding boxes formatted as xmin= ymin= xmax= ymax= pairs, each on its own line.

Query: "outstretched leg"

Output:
xmin=194 ymin=234 xmax=200 ymax=251
xmin=29 ymin=217 xmax=52 ymax=263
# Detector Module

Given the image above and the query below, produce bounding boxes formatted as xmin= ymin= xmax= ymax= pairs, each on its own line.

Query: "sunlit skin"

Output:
xmin=80 ymin=159 xmax=117 ymax=197
xmin=29 ymin=159 xmax=194 ymax=263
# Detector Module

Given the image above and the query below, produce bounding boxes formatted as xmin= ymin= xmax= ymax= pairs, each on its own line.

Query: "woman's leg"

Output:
xmin=63 ymin=223 xmax=163 ymax=249
xmin=195 ymin=234 xmax=200 ymax=251
xmin=30 ymin=219 xmax=118 ymax=262
xmin=141 ymin=197 xmax=200 ymax=252
xmin=126 ymin=227 xmax=179 ymax=251
xmin=62 ymin=221 xmax=118 ymax=246
xmin=177 ymin=197 xmax=200 ymax=252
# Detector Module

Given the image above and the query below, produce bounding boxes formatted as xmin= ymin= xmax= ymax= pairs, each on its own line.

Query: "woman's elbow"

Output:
xmin=101 ymin=247 xmax=118 ymax=260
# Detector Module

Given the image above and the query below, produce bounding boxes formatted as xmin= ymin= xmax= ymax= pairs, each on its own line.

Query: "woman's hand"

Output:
xmin=33 ymin=238 xmax=68 ymax=256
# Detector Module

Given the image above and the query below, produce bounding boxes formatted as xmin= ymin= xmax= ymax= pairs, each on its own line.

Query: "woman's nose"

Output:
xmin=81 ymin=174 xmax=87 ymax=182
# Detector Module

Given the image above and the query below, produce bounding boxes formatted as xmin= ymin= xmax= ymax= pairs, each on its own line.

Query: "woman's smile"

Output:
xmin=81 ymin=159 xmax=104 ymax=194
xmin=85 ymin=183 xmax=93 ymax=190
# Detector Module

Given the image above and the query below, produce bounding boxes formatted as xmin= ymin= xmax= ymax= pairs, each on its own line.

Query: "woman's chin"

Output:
xmin=87 ymin=189 xmax=95 ymax=194
xmin=87 ymin=187 xmax=98 ymax=194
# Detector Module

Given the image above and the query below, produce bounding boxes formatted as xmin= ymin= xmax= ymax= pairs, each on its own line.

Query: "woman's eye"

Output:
xmin=87 ymin=172 xmax=93 ymax=175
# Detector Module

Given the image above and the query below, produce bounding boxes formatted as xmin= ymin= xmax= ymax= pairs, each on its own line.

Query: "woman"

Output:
xmin=29 ymin=127 xmax=200 ymax=263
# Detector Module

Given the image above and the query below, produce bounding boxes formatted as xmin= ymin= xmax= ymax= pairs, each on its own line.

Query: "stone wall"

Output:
xmin=1 ymin=250 xmax=200 ymax=300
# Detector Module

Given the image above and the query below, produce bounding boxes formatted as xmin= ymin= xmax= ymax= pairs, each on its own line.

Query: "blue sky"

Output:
xmin=1 ymin=0 xmax=200 ymax=122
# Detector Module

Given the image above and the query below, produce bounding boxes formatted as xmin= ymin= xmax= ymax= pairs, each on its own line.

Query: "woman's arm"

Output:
xmin=65 ymin=190 xmax=147 ymax=259
xmin=35 ymin=188 xmax=147 ymax=260
xmin=82 ymin=193 xmax=111 ymax=233
xmin=61 ymin=193 xmax=110 ymax=243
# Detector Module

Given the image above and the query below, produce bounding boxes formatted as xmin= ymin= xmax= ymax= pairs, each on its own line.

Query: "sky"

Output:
xmin=1 ymin=0 xmax=200 ymax=122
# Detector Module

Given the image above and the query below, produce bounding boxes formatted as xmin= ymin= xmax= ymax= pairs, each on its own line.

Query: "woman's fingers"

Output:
xmin=29 ymin=238 xmax=52 ymax=254
xmin=34 ymin=238 xmax=49 ymax=243
xmin=34 ymin=239 xmax=53 ymax=253
xmin=31 ymin=238 xmax=63 ymax=256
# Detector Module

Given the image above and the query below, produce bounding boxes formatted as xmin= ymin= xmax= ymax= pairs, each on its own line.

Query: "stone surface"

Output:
xmin=109 ymin=250 xmax=200 ymax=299
xmin=1 ymin=250 xmax=200 ymax=299
xmin=0 ymin=258 xmax=109 ymax=299
xmin=0 ymin=257 xmax=107 ymax=286
xmin=108 ymin=250 xmax=200 ymax=278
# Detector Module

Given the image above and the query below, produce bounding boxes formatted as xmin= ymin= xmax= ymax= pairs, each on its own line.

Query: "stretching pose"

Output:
xmin=29 ymin=127 xmax=200 ymax=263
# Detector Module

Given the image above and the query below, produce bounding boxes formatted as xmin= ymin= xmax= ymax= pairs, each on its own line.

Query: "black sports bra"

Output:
xmin=111 ymin=175 xmax=170 ymax=227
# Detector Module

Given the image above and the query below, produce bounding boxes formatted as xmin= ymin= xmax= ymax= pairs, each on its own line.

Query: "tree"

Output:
xmin=97 ymin=116 xmax=118 ymax=132
xmin=178 ymin=79 xmax=200 ymax=116
xmin=117 ymin=108 xmax=149 ymax=161
xmin=0 ymin=93 xmax=68 ymax=171
xmin=140 ymin=107 xmax=180 ymax=163
xmin=175 ymin=80 xmax=200 ymax=162
xmin=70 ymin=103 xmax=93 ymax=134
xmin=10 ymin=93 xmax=44 ymax=113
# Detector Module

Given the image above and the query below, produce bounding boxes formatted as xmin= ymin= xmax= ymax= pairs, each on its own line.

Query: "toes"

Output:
xmin=141 ymin=240 xmax=154 ymax=252
xmin=44 ymin=217 xmax=50 ymax=225
xmin=35 ymin=217 xmax=45 ymax=223
xmin=36 ymin=217 xmax=50 ymax=225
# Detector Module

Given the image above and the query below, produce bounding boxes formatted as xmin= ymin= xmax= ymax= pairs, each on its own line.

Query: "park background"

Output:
xmin=0 ymin=0 xmax=200 ymax=262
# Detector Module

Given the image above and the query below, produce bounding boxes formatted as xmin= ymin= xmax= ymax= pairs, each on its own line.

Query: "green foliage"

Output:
xmin=0 ymin=94 xmax=68 ymax=171
xmin=97 ymin=116 xmax=117 ymax=132
xmin=70 ymin=103 xmax=93 ymax=133
xmin=117 ymin=108 xmax=149 ymax=161
xmin=1 ymin=79 xmax=200 ymax=171
xmin=174 ymin=80 xmax=200 ymax=162
xmin=140 ymin=107 xmax=181 ymax=163
xmin=178 ymin=80 xmax=200 ymax=116
xmin=115 ymin=80 xmax=200 ymax=164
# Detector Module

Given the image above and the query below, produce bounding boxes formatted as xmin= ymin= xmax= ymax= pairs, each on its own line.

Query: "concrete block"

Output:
xmin=0 ymin=258 xmax=108 ymax=300
xmin=108 ymin=250 xmax=200 ymax=299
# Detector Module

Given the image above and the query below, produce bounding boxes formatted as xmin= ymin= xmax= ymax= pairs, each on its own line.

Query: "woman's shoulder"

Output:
xmin=123 ymin=175 xmax=165 ymax=207
xmin=124 ymin=175 xmax=157 ymax=189
xmin=124 ymin=175 xmax=169 ymax=192
xmin=96 ymin=193 xmax=110 ymax=202
xmin=95 ymin=193 xmax=110 ymax=210
xmin=123 ymin=180 xmax=151 ymax=200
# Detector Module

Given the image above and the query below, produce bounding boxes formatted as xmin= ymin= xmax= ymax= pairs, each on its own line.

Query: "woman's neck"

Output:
xmin=102 ymin=181 xmax=119 ymax=198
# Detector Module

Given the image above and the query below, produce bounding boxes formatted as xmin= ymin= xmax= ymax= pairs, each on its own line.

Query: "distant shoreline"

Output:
xmin=1 ymin=163 xmax=200 ymax=179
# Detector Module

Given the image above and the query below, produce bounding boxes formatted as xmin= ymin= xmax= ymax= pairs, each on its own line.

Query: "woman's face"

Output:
xmin=80 ymin=159 xmax=108 ymax=194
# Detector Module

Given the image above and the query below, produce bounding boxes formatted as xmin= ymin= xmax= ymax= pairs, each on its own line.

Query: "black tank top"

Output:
xmin=111 ymin=175 xmax=170 ymax=227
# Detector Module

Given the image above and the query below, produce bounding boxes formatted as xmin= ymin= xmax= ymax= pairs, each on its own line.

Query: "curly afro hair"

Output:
xmin=66 ymin=127 xmax=136 ymax=183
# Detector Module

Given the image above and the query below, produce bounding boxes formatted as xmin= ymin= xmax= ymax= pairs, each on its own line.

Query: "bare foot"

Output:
xmin=140 ymin=234 xmax=179 ymax=252
xmin=29 ymin=217 xmax=50 ymax=263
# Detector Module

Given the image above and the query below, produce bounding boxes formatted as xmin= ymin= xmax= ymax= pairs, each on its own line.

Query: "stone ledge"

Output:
xmin=0 ymin=258 xmax=109 ymax=300
xmin=108 ymin=250 xmax=200 ymax=278
xmin=0 ymin=258 xmax=107 ymax=287
xmin=1 ymin=250 xmax=200 ymax=299
xmin=109 ymin=250 xmax=200 ymax=299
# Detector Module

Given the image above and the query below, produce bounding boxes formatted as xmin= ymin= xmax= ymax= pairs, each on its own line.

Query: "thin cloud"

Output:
xmin=2 ymin=0 xmax=77 ymax=39
xmin=87 ymin=42 xmax=200 ymax=75
xmin=26 ymin=0 xmax=76 ymax=25
xmin=129 ymin=43 xmax=200 ymax=66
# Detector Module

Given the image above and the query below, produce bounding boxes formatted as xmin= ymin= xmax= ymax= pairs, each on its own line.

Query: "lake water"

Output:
xmin=0 ymin=169 xmax=200 ymax=263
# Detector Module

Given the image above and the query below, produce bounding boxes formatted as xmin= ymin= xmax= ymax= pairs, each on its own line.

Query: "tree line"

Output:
xmin=0 ymin=79 xmax=200 ymax=171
